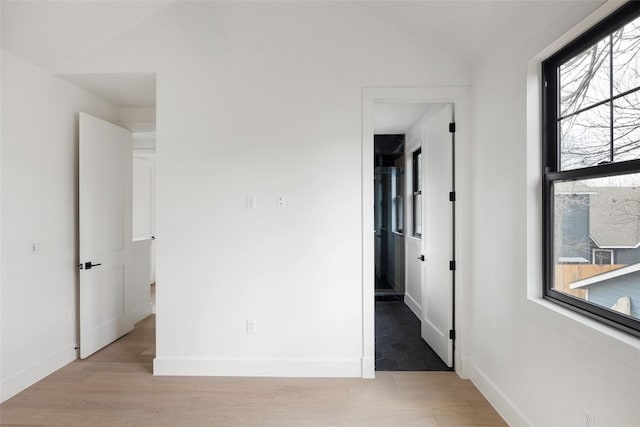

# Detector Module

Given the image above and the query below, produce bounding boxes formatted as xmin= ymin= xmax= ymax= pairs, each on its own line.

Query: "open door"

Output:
xmin=420 ymin=104 xmax=454 ymax=367
xmin=79 ymin=112 xmax=133 ymax=359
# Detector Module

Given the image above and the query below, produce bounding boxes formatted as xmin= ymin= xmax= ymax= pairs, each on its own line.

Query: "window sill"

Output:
xmin=526 ymin=296 xmax=640 ymax=364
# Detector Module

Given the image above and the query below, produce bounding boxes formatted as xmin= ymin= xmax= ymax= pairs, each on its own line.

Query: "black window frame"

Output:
xmin=412 ymin=148 xmax=422 ymax=238
xmin=542 ymin=1 xmax=640 ymax=337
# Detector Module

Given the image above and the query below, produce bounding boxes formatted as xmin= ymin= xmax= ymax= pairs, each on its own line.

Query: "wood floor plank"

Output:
xmin=0 ymin=316 xmax=506 ymax=426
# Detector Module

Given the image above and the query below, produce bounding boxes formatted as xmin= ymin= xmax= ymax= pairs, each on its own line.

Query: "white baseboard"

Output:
xmin=361 ymin=356 xmax=375 ymax=378
xmin=153 ymin=357 xmax=362 ymax=378
xmin=456 ymin=356 xmax=471 ymax=379
xmin=1 ymin=345 xmax=77 ymax=403
xmin=131 ymin=303 xmax=153 ymax=324
xmin=468 ymin=360 xmax=533 ymax=427
xmin=404 ymin=293 xmax=422 ymax=319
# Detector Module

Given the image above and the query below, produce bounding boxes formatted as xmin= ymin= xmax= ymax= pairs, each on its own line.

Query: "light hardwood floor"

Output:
xmin=0 ymin=316 xmax=506 ymax=426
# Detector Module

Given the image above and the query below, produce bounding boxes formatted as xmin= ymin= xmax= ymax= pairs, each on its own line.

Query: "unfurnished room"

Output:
xmin=1 ymin=1 xmax=639 ymax=426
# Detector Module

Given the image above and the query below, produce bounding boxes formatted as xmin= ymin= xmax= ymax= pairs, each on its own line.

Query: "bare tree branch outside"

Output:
xmin=559 ymin=16 xmax=640 ymax=170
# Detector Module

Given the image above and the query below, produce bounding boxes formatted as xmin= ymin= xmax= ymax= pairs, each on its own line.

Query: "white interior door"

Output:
xmin=421 ymin=104 xmax=454 ymax=367
xmin=79 ymin=112 xmax=133 ymax=359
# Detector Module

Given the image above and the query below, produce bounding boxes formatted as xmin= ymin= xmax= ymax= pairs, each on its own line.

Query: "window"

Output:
xmin=543 ymin=1 xmax=640 ymax=336
xmin=593 ymin=249 xmax=614 ymax=265
xmin=392 ymin=168 xmax=404 ymax=234
xmin=412 ymin=148 xmax=422 ymax=237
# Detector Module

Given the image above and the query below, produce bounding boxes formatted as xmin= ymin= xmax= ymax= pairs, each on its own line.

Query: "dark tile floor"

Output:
xmin=375 ymin=297 xmax=450 ymax=371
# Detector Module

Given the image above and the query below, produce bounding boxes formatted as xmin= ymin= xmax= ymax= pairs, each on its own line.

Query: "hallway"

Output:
xmin=0 ymin=316 xmax=506 ymax=426
xmin=375 ymin=298 xmax=450 ymax=371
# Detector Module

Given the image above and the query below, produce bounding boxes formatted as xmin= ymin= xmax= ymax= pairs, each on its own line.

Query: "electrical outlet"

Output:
xmin=31 ymin=241 xmax=41 ymax=255
xmin=276 ymin=195 xmax=286 ymax=208
xmin=247 ymin=319 xmax=256 ymax=334
xmin=246 ymin=195 xmax=257 ymax=209
xmin=582 ymin=408 xmax=595 ymax=427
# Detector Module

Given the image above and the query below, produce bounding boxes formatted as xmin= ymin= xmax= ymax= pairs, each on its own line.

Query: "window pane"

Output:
xmin=560 ymin=103 xmax=611 ymax=170
xmin=553 ymin=174 xmax=640 ymax=322
xmin=613 ymin=16 xmax=640 ymax=95
xmin=414 ymin=193 xmax=422 ymax=237
xmin=415 ymin=151 xmax=422 ymax=192
xmin=613 ymin=92 xmax=640 ymax=162
xmin=593 ymin=250 xmax=613 ymax=264
xmin=560 ymin=38 xmax=610 ymax=117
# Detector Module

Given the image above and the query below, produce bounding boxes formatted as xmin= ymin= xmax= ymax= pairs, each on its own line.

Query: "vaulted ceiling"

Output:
xmin=1 ymin=0 xmax=605 ymax=107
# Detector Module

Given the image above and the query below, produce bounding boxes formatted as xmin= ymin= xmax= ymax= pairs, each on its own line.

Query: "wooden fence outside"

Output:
xmin=554 ymin=264 xmax=626 ymax=299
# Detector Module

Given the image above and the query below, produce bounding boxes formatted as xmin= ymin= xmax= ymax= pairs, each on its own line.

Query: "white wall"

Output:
xmin=132 ymin=154 xmax=156 ymax=285
xmin=49 ymin=1 xmax=469 ymax=376
xmin=118 ymin=106 xmax=155 ymax=133
xmin=0 ymin=51 xmax=118 ymax=401
xmin=130 ymin=239 xmax=152 ymax=323
xmin=468 ymin=3 xmax=640 ymax=426
xmin=133 ymin=156 xmax=154 ymax=240
xmin=5 ymin=2 xmax=636 ymax=425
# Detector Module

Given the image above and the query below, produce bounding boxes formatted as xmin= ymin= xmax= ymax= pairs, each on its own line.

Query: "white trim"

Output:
xmin=153 ymin=357 xmax=362 ymax=377
xmin=404 ymin=292 xmax=422 ymax=320
xmin=468 ymin=361 xmax=534 ymax=427
xmin=133 ymin=148 xmax=156 ymax=156
xmin=591 ymin=233 xmax=640 ymax=249
xmin=1 ymin=345 xmax=77 ymax=402
xmin=570 ymin=262 xmax=640 ymax=289
xmin=131 ymin=302 xmax=153 ymax=324
xmin=596 ymin=242 xmax=640 ymax=249
xmin=362 ymin=86 xmax=471 ymax=378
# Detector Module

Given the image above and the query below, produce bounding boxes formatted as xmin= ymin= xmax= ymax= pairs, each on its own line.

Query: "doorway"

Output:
xmin=58 ymin=73 xmax=157 ymax=359
xmin=372 ymin=104 xmax=451 ymax=372
xmin=362 ymin=87 xmax=470 ymax=378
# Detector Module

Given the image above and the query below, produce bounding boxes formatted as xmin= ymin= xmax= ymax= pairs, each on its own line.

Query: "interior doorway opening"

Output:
xmin=58 ymin=73 xmax=157 ymax=361
xmin=372 ymin=101 xmax=454 ymax=372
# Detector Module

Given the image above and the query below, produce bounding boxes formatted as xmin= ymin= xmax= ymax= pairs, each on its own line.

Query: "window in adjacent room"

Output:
xmin=392 ymin=169 xmax=404 ymax=234
xmin=412 ymin=148 xmax=422 ymax=237
xmin=542 ymin=1 xmax=640 ymax=335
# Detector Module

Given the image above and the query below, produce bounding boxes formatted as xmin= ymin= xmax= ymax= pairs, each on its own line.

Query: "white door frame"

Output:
xmin=361 ymin=87 xmax=471 ymax=378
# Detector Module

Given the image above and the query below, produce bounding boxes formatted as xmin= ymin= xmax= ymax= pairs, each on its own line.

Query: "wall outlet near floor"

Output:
xmin=31 ymin=241 xmax=41 ymax=255
xmin=246 ymin=195 xmax=257 ymax=209
xmin=276 ymin=195 xmax=286 ymax=208
xmin=582 ymin=408 xmax=595 ymax=427
xmin=246 ymin=319 xmax=256 ymax=334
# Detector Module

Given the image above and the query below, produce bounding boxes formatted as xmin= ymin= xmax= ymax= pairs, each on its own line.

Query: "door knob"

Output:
xmin=79 ymin=261 xmax=102 ymax=270
xmin=417 ymin=255 xmax=425 ymax=261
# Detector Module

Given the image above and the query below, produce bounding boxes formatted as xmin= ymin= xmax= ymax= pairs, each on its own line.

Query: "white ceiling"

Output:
xmin=1 ymin=0 xmax=604 ymax=107
xmin=1 ymin=1 xmax=174 ymax=72
xmin=1 ymin=1 xmax=168 ymax=107
xmin=373 ymin=103 xmax=434 ymax=134
xmin=357 ymin=1 xmax=604 ymax=62
xmin=1 ymin=1 xmax=604 ymax=74
xmin=59 ymin=73 xmax=156 ymax=107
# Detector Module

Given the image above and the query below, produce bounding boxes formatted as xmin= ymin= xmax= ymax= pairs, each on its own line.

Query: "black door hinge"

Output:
xmin=449 ymin=329 xmax=456 ymax=340
xmin=449 ymin=260 xmax=456 ymax=271
xmin=449 ymin=191 xmax=456 ymax=202
xmin=449 ymin=122 xmax=456 ymax=133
